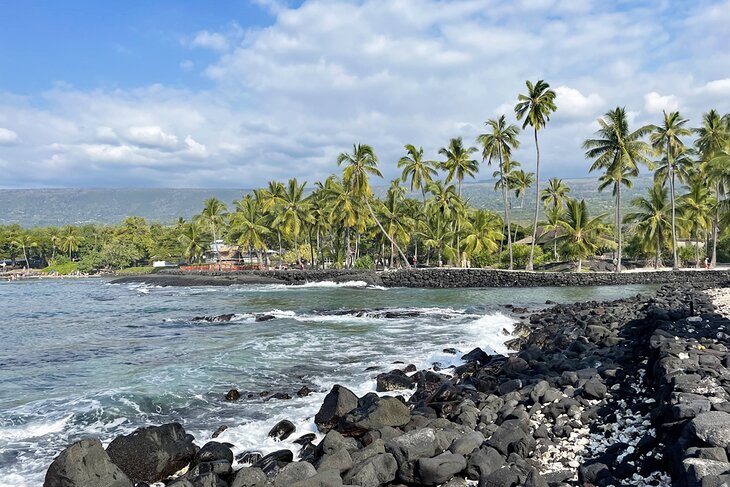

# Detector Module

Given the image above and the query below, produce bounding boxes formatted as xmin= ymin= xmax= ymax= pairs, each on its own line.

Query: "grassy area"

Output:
xmin=115 ymin=266 xmax=155 ymax=275
xmin=42 ymin=261 xmax=79 ymax=275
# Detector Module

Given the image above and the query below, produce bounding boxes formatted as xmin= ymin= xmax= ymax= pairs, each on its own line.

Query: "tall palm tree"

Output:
xmin=231 ymin=195 xmax=270 ymax=266
xmin=60 ymin=225 xmax=82 ymax=259
xmin=515 ymin=79 xmax=557 ymax=270
xmin=378 ymin=179 xmax=415 ymax=267
xmin=478 ymin=115 xmax=521 ymax=269
xmin=439 ymin=137 xmax=479 ymax=197
xmin=694 ymin=109 xmax=730 ymax=267
xmin=318 ymin=175 xmax=359 ymax=267
xmin=462 ymin=209 xmax=503 ymax=263
xmin=12 ymin=233 xmax=37 ymax=269
xmin=398 ymin=144 xmax=438 ymax=203
xmin=258 ymin=181 xmax=286 ymax=263
xmin=418 ymin=212 xmax=456 ymax=267
xmin=197 ymin=197 xmax=228 ymax=271
xmin=512 ymin=169 xmax=535 ymax=209
xmin=554 ymin=198 xmax=614 ymax=272
xmin=539 ymin=205 xmax=565 ymax=260
xmin=624 ymin=183 xmax=674 ymax=269
xmin=272 ymin=178 xmax=310 ymax=266
xmin=583 ymin=107 xmax=652 ymax=272
xmin=540 ymin=177 xmax=571 ymax=210
xmin=337 ymin=143 xmax=411 ymax=267
xmin=178 ymin=220 xmax=207 ymax=263
xmin=679 ymin=176 xmax=714 ymax=267
xmin=705 ymin=153 xmax=730 ymax=266
xmin=650 ymin=111 xmax=692 ymax=270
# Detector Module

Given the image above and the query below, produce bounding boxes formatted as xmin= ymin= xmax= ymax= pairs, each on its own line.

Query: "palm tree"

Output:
xmin=705 ymin=153 xmax=730 ymax=266
xmin=197 ymin=197 xmax=228 ymax=271
xmin=478 ymin=115 xmax=521 ymax=269
xmin=318 ymin=175 xmax=359 ymax=267
xmin=439 ymin=137 xmax=479 ymax=197
xmin=515 ymin=79 xmax=558 ymax=270
xmin=12 ymin=232 xmax=37 ymax=269
xmin=512 ymin=169 xmax=535 ymax=210
xmin=694 ymin=109 xmax=730 ymax=267
xmin=650 ymin=110 xmax=692 ymax=270
xmin=583 ymin=107 xmax=653 ymax=272
xmin=378 ymin=179 xmax=415 ymax=267
xmin=555 ymin=199 xmax=614 ymax=272
xmin=258 ymin=181 xmax=286 ymax=263
xmin=679 ymin=176 xmax=714 ymax=267
xmin=398 ymin=144 xmax=438 ymax=203
xmin=178 ymin=220 xmax=207 ymax=263
xmin=418 ymin=212 xmax=456 ymax=267
xmin=60 ymin=225 xmax=81 ymax=259
xmin=273 ymin=178 xmax=310 ymax=266
xmin=540 ymin=177 xmax=570 ymax=210
xmin=624 ymin=183 xmax=674 ymax=269
xmin=462 ymin=209 xmax=503 ymax=264
xmin=337 ymin=143 xmax=410 ymax=267
xmin=231 ymin=195 xmax=270 ymax=266
xmin=539 ymin=205 xmax=565 ymax=260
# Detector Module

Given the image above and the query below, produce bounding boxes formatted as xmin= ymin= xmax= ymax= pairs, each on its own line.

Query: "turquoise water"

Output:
xmin=0 ymin=278 xmax=656 ymax=486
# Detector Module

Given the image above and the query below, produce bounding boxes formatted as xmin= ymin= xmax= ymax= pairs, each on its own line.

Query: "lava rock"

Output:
xmin=44 ymin=439 xmax=133 ymax=487
xmin=268 ymin=420 xmax=296 ymax=441
xmin=417 ymin=452 xmax=467 ymax=486
xmin=339 ymin=394 xmax=411 ymax=435
xmin=225 ymin=389 xmax=241 ymax=401
xmin=230 ymin=466 xmax=267 ymax=487
xmin=689 ymin=412 xmax=730 ymax=448
xmin=273 ymin=461 xmax=317 ymax=487
xmin=314 ymin=385 xmax=359 ymax=432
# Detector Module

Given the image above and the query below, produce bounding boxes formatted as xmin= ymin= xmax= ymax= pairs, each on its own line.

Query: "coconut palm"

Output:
xmin=515 ymin=79 xmax=558 ymax=270
xmin=12 ymin=232 xmax=37 ymax=269
xmin=695 ymin=110 xmax=730 ymax=267
xmin=439 ymin=137 xmax=479 ymax=197
xmin=398 ymin=144 xmax=438 ymax=203
xmin=539 ymin=205 xmax=565 ymax=260
xmin=679 ymin=177 xmax=714 ymax=267
xmin=178 ymin=220 xmax=207 ymax=263
xmin=317 ymin=175 xmax=359 ymax=267
xmin=60 ymin=225 xmax=82 ymax=259
xmin=554 ymin=198 xmax=614 ymax=272
xmin=337 ymin=144 xmax=411 ymax=267
xmin=583 ymin=107 xmax=653 ymax=272
xmin=624 ymin=183 xmax=674 ymax=269
xmin=378 ymin=179 xmax=415 ymax=268
xmin=478 ymin=115 xmax=521 ymax=269
xmin=197 ymin=197 xmax=228 ymax=271
xmin=512 ymin=169 xmax=535 ymax=210
xmin=272 ymin=178 xmax=310 ymax=266
xmin=650 ymin=110 xmax=692 ymax=270
xmin=418 ymin=213 xmax=456 ymax=267
xmin=462 ymin=209 xmax=503 ymax=262
xmin=540 ymin=177 xmax=571 ymax=210
xmin=231 ymin=195 xmax=270 ymax=266
xmin=258 ymin=181 xmax=286 ymax=263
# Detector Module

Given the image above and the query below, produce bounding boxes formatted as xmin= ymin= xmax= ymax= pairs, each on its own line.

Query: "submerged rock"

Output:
xmin=268 ymin=420 xmax=296 ymax=441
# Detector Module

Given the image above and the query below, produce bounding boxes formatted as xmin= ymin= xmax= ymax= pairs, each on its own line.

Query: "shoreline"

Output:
xmin=110 ymin=267 xmax=730 ymax=289
xmin=42 ymin=281 xmax=730 ymax=486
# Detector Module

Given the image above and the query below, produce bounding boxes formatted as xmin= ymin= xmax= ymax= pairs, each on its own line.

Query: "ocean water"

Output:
xmin=0 ymin=278 xmax=657 ymax=486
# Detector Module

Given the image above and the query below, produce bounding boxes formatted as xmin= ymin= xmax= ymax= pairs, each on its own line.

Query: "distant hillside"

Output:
xmin=0 ymin=177 xmax=654 ymax=227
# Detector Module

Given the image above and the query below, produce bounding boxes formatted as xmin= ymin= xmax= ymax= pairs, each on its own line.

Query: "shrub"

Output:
xmin=678 ymin=244 xmax=702 ymax=267
xmin=499 ymin=244 xmax=544 ymax=268
xmin=354 ymin=255 xmax=375 ymax=269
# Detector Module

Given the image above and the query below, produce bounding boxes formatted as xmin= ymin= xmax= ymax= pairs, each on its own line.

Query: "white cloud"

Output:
xmin=180 ymin=60 xmax=194 ymax=71
xmin=643 ymin=92 xmax=680 ymax=114
xmin=125 ymin=126 xmax=179 ymax=150
xmin=0 ymin=128 xmax=18 ymax=145
xmin=555 ymin=86 xmax=605 ymax=117
xmin=699 ymin=78 xmax=730 ymax=96
xmin=191 ymin=31 xmax=229 ymax=51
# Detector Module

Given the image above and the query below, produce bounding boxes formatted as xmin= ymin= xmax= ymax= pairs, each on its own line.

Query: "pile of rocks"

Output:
xmin=44 ymin=284 xmax=730 ymax=487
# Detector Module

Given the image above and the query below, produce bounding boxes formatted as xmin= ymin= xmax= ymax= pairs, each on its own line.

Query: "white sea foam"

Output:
xmin=0 ymin=414 xmax=73 ymax=442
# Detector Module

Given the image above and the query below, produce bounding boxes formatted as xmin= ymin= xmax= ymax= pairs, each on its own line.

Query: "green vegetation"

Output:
xmin=1 ymin=82 xmax=729 ymax=274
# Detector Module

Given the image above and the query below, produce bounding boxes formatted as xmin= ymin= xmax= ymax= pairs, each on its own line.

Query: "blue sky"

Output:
xmin=0 ymin=0 xmax=729 ymax=188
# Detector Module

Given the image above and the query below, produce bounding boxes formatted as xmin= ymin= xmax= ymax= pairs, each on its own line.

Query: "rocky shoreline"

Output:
xmin=44 ymin=282 xmax=730 ymax=487
xmin=112 ymin=268 xmax=730 ymax=289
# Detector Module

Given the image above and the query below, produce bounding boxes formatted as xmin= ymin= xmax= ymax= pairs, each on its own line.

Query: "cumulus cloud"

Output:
xmin=0 ymin=127 xmax=18 ymax=145
xmin=644 ymin=92 xmax=680 ymax=114
xmin=2 ymin=1 xmax=730 ymax=188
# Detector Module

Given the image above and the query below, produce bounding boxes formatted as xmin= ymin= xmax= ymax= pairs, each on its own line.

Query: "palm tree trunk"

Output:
xmin=695 ymin=230 xmax=700 ymax=268
xmin=294 ymin=234 xmax=301 ymax=266
xmin=365 ymin=198 xmax=411 ymax=268
xmin=655 ymin=236 xmax=661 ymax=269
xmin=389 ymin=240 xmax=394 ymax=269
xmin=712 ymin=185 xmax=719 ymax=267
xmin=309 ymin=228 xmax=315 ymax=270
xmin=616 ymin=186 xmax=622 ymax=273
xmin=668 ymin=144 xmax=679 ymax=270
xmin=577 ymin=257 xmax=582 ymax=272
xmin=527 ymin=128 xmax=540 ymax=271
xmin=277 ymin=230 xmax=283 ymax=267
xmin=22 ymin=245 xmax=29 ymax=270
xmin=345 ymin=226 xmax=351 ymax=268
xmin=212 ymin=225 xmax=221 ymax=272
xmin=499 ymin=146 xmax=513 ymax=269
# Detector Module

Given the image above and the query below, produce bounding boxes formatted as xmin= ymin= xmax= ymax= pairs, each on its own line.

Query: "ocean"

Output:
xmin=0 ymin=278 xmax=657 ymax=486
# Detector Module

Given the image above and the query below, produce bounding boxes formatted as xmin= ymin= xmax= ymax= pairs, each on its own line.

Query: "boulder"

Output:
xmin=167 ymin=472 xmax=226 ymax=487
xmin=252 ymin=449 xmax=293 ymax=476
xmin=343 ymin=453 xmax=398 ymax=487
xmin=417 ymin=452 xmax=467 ymax=486
xmin=449 ymin=431 xmax=485 ymax=455
xmin=273 ymin=461 xmax=317 ymax=487
xmin=192 ymin=442 xmax=233 ymax=467
xmin=582 ymin=378 xmax=607 ymax=399
xmin=689 ymin=412 xmax=730 ymax=448
xmin=44 ymin=439 xmax=133 ymax=487
xmin=478 ymin=466 xmax=519 ymax=487
xmin=290 ymin=469 xmax=344 ymax=487
xmin=466 ymin=447 xmax=504 ymax=480
xmin=376 ymin=373 xmax=415 ymax=392
xmin=268 ymin=420 xmax=296 ymax=441
xmin=317 ymin=448 xmax=352 ymax=474
xmin=314 ymin=385 xmax=359 ymax=432
xmin=106 ymin=423 xmax=196 ymax=483
xmin=230 ymin=467 xmax=267 ymax=487
xmin=339 ymin=394 xmax=411 ymax=435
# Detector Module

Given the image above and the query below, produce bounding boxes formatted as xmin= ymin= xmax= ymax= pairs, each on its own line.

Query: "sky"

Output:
xmin=0 ymin=0 xmax=729 ymax=189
